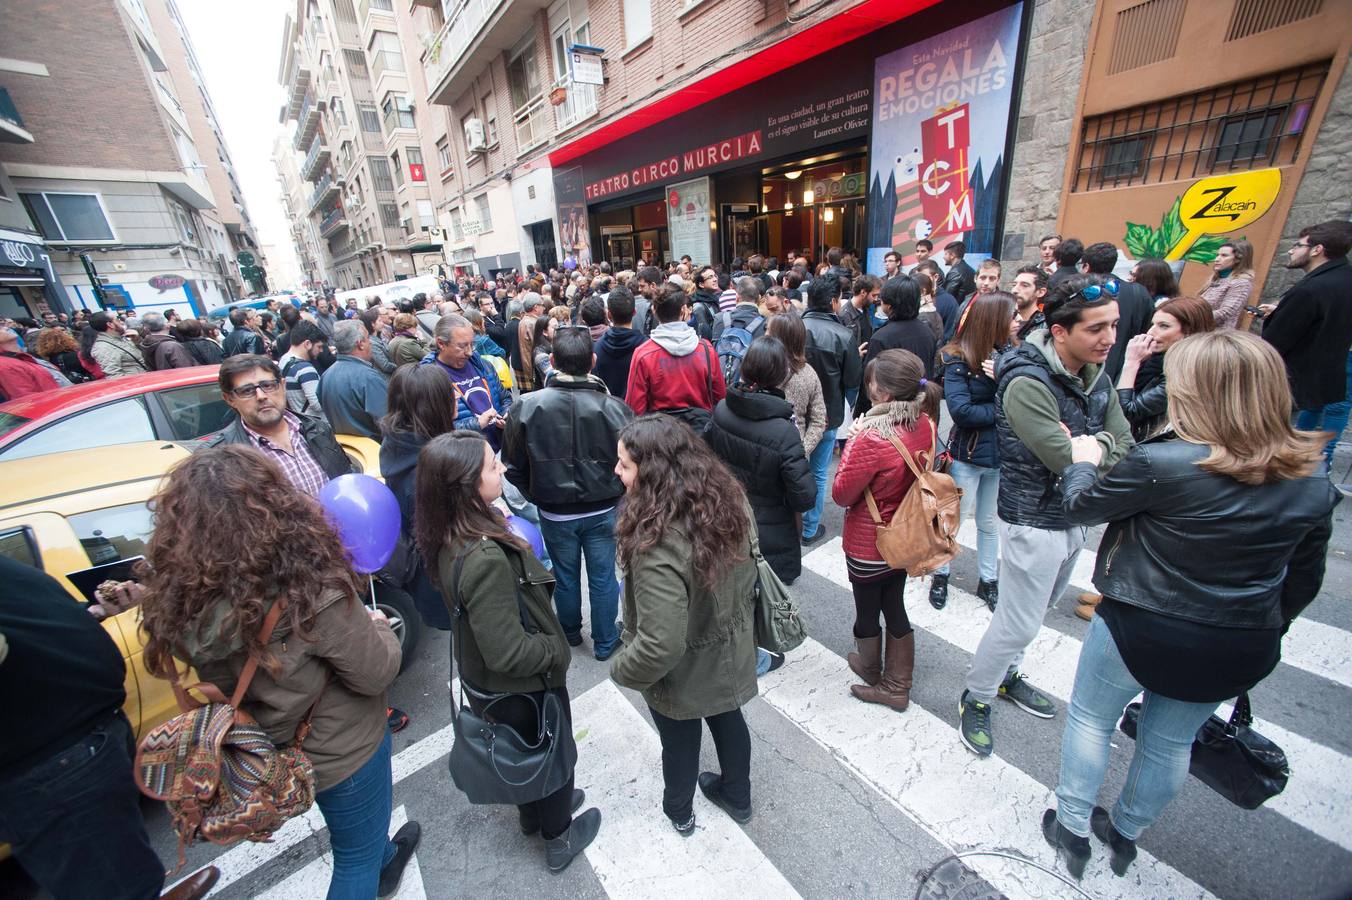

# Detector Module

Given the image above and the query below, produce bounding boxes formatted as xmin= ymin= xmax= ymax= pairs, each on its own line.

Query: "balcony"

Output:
xmin=310 ymin=171 xmax=342 ymax=212
xmin=552 ymin=79 xmax=598 ymax=133
xmin=370 ymin=50 xmax=406 ymax=89
xmin=301 ymin=136 xmax=331 ymax=182
xmin=0 ymin=87 xmax=34 ymax=143
xmin=292 ymin=91 xmax=324 ymax=150
xmin=513 ymin=95 xmax=550 ymax=155
xmin=357 ymin=0 xmax=395 ymax=26
xmin=284 ymin=61 xmax=312 ymax=119
xmin=423 ymin=0 xmax=548 ymax=106
xmin=319 ymin=205 xmax=349 ymax=237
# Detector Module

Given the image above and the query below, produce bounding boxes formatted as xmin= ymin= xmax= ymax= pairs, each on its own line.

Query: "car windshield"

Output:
xmin=0 ymin=412 xmax=32 ymax=439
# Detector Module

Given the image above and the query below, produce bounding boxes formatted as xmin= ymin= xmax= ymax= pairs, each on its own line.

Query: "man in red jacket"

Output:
xmin=625 ymin=284 xmax=725 ymax=429
xmin=0 ymin=328 xmax=56 ymax=401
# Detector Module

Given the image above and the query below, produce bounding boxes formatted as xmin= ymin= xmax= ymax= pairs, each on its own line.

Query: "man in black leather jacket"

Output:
xmin=801 ymin=276 xmax=863 ymax=544
xmin=502 ymin=327 xmax=633 ymax=660
xmin=942 ymin=241 xmax=977 ymax=304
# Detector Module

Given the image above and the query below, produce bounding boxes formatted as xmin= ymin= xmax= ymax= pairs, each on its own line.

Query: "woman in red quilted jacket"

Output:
xmin=832 ymin=349 xmax=943 ymax=711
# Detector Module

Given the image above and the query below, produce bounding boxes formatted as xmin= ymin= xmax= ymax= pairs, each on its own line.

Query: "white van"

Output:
xmin=334 ymin=274 xmax=441 ymax=309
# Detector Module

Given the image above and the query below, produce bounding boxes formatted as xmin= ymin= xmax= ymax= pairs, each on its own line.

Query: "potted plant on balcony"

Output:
xmin=550 ymin=85 xmax=568 ymax=106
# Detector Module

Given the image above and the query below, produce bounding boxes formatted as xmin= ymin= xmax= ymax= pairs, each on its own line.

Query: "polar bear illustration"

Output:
xmin=894 ymin=147 xmax=922 ymax=186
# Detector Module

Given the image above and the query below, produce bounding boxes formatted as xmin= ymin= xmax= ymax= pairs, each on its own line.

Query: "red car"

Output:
xmin=0 ymin=367 xmax=232 ymax=462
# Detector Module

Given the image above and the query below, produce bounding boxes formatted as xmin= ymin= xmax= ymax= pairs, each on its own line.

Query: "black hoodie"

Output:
xmin=378 ymin=428 xmax=452 ymax=630
xmin=593 ymin=326 xmax=647 ymax=400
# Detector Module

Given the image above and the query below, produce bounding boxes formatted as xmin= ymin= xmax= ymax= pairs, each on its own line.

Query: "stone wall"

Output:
xmin=1259 ymin=56 xmax=1352 ymax=302
xmin=999 ymin=0 xmax=1096 ymax=264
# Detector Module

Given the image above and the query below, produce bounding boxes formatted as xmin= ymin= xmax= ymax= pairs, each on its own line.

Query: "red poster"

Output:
xmin=919 ymin=104 xmax=974 ymax=237
xmin=409 ymin=163 xmax=426 ymax=182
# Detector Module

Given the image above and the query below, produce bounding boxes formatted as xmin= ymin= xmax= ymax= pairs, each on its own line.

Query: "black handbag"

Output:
xmin=1118 ymin=692 xmax=1288 ymax=810
xmin=446 ymin=544 xmax=577 ymax=806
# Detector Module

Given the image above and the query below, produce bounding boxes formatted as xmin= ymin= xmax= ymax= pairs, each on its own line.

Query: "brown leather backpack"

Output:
xmin=864 ymin=420 xmax=962 ymax=576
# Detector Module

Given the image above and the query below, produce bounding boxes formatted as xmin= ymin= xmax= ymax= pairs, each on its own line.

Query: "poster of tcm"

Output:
xmin=866 ymin=4 xmax=1023 ymax=273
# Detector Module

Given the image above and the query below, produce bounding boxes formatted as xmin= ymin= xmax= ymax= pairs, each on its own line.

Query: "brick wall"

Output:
xmin=0 ymin=0 xmax=179 ymax=172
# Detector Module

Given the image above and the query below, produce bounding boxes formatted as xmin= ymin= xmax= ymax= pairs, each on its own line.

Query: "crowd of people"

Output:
xmin=1 ymin=218 xmax=1350 ymax=898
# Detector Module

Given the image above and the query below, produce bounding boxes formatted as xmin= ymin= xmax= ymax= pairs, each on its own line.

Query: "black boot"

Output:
xmin=377 ymin=822 xmax=422 ymax=898
xmin=1091 ymin=806 xmax=1138 ymax=876
xmin=928 ymin=573 xmax=949 ymax=610
xmin=1041 ymin=809 xmax=1090 ymax=880
xmin=544 ymin=808 xmax=602 ymax=873
xmin=976 ymin=579 xmax=998 ymax=612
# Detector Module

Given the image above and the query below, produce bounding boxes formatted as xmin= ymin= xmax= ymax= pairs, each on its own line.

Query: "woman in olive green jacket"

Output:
xmin=610 ymin=415 xmax=760 ymax=835
xmin=414 ymin=430 xmax=600 ymax=873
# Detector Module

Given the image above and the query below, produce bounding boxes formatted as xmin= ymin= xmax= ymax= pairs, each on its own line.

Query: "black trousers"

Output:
xmin=851 ymin=570 xmax=913 ymax=639
xmin=647 ymin=705 xmax=751 ymax=824
xmin=468 ymin=686 xmax=576 ymax=840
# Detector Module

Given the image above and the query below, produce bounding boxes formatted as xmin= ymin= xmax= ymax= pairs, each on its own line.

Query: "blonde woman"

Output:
xmin=1043 ymin=330 xmax=1340 ymax=879
xmin=1198 ymin=240 xmax=1254 ymax=329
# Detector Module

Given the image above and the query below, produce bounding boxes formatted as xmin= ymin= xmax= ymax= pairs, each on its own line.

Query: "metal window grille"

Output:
xmin=1072 ymin=61 xmax=1328 ymax=192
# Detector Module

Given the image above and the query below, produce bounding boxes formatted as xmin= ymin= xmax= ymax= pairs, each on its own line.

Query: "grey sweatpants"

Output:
xmin=965 ymin=520 xmax=1088 ymax=703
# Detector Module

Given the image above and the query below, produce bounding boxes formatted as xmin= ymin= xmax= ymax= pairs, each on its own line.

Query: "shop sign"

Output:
xmin=811 ymin=172 xmax=865 ymax=202
xmin=866 ymin=4 xmax=1024 ymax=271
xmin=584 ymin=130 xmax=763 ymax=201
xmin=461 ymin=219 xmax=485 ymax=236
xmin=569 ymin=47 xmax=604 ymax=86
xmin=666 ymin=176 xmax=712 ymax=265
xmin=149 ymin=274 xmax=186 ymax=293
xmin=1 ymin=239 xmax=38 ymax=268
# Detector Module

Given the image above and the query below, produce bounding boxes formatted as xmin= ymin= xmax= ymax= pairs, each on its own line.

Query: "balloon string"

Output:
xmin=369 ymin=575 xmax=377 ymax=612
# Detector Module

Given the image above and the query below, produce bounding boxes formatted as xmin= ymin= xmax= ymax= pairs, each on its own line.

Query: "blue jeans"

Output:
xmin=802 ymin=427 xmax=838 ymax=538
xmin=1294 ymin=351 xmax=1352 ymax=466
xmin=935 ymin=460 xmax=1000 ymax=581
xmin=538 ymin=509 xmax=620 ymax=656
xmin=315 ymin=727 xmax=397 ymax=900
xmin=0 ymin=711 xmax=163 ymax=900
xmin=1054 ymin=616 xmax=1218 ymax=841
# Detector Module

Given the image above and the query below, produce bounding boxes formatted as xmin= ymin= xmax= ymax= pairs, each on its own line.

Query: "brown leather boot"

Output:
xmin=847 ymin=634 xmax=882 ymax=686
xmin=161 ymin=866 xmax=220 ymax=900
xmin=850 ymin=632 xmax=915 ymax=711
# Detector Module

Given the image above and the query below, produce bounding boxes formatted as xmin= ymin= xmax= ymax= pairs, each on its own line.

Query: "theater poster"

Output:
xmin=866 ymin=4 xmax=1023 ymax=273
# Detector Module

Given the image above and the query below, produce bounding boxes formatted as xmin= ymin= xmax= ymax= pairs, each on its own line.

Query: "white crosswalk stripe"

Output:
xmin=758 ymin=638 xmax=1212 ymax=899
xmin=802 ymin=536 xmax=1352 ymax=853
xmin=959 ymin=518 xmax=1352 ymax=690
xmin=255 ymin=805 xmax=426 ymax=899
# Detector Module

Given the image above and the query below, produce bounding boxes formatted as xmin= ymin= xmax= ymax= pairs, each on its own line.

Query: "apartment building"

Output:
xmin=274 ymin=132 xmax=331 ymax=288
xmin=276 ymin=0 xmax=447 ymax=292
xmin=0 ymin=0 xmax=265 ymax=317
xmin=405 ymin=0 xmax=1348 ymax=298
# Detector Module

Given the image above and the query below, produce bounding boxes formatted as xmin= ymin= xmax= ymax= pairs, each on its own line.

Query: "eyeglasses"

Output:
xmin=228 ymin=378 xmax=281 ymax=399
xmin=1291 ymin=241 xmax=1311 ymax=249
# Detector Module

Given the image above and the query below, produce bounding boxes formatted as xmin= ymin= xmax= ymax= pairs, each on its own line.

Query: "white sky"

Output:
xmin=176 ymin=0 xmax=300 ymax=288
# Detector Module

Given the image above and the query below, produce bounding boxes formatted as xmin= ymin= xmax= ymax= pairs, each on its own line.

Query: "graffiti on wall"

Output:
xmin=1123 ymin=168 xmax=1282 ymax=262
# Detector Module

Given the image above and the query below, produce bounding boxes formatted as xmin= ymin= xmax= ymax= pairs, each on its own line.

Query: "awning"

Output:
xmin=405 ymin=243 xmax=444 ymax=253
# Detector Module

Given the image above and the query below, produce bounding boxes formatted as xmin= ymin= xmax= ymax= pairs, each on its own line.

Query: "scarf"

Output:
xmin=856 ymin=399 xmax=923 ymax=439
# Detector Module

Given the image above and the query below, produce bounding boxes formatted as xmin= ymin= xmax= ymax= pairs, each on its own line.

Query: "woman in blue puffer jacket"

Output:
xmin=929 ymin=292 xmax=1022 ymax=612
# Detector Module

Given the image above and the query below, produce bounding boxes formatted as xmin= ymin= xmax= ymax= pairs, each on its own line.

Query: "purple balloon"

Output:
xmin=506 ymin=515 xmax=546 ymax=560
xmin=318 ymin=474 xmax=401 ymax=574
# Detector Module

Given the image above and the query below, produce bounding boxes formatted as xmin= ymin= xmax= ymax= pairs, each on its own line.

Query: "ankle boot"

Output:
xmin=1041 ymin=809 xmax=1091 ymax=880
xmin=850 ymin=631 xmax=914 ymax=711
xmin=544 ymin=807 xmax=602 ymax=873
xmin=847 ymin=634 xmax=882 ymax=686
xmin=1091 ymin=806 xmax=1137 ymax=876
xmin=928 ymin=573 xmax=949 ymax=610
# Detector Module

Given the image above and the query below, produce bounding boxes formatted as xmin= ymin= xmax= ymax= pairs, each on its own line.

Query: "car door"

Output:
xmin=0 ymin=515 xmax=143 ymax=733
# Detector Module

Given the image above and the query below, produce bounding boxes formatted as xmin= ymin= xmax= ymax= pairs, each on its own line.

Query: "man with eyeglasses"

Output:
xmin=958 ymin=275 xmax=1134 ymax=759
xmin=203 ymin=354 xmax=352 ymax=497
xmin=1263 ymin=220 xmax=1352 ymax=468
xmin=419 ymin=313 xmax=510 ymax=449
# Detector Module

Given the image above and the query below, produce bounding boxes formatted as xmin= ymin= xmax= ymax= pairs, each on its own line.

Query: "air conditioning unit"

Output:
xmin=464 ymin=117 xmax=487 ymax=152
xmin=427 ymin=226 xmax=446 ymax=240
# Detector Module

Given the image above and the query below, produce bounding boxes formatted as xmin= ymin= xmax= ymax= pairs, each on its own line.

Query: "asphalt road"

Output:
xmin=5 ymin=446 xmax=1351 ymax=900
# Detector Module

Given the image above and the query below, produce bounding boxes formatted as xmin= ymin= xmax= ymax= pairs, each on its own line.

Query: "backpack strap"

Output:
xmin=863 ymin=420 xmax=936 ymax=525
xmin=703 ymin=341 xmax=716 ymax=407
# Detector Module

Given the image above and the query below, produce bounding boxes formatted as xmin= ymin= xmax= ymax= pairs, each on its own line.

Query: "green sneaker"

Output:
xmin=999 ymin=671 xmax=1057 ymax=719
xmin=959 ymin=690 xmax=994 ymax=757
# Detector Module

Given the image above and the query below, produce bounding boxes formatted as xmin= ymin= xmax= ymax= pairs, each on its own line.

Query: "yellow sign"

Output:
xmin=1164 ymin=168 xmax=1282 ymax=261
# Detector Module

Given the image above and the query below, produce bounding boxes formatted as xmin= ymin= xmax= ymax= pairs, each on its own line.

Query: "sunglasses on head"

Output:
xmin=1044 ymin=279 xmax=1119 ymax=317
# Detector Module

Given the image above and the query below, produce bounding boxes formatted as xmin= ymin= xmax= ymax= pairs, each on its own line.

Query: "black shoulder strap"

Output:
xmin=703 ymin=341 xmax=716 ymax=405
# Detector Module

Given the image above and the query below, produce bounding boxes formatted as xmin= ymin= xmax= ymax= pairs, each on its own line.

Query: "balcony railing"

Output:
xmin=293 ymin=91 xmax=323 ymax=150
xmin=553 ymin=79 xmax=598 ymax=132
xmin=301 ymin=136 xmax=330 ymax=181
xmin=513 ymin=95 xmax=549 ymax=155
xmin=311 ymin=171 xmax=342 ymax=211
xmin=319 ymin=206 xmax=349 ymax=236
xmin=382 ymin=106 xmax=416 ymax=134
xmin=422 ymin=0 xmax=506 ymax=97
xmin=370 ymin=50 xmax=405 ymax=85
xmin=357 ymin=0 xmax=394 ymax=23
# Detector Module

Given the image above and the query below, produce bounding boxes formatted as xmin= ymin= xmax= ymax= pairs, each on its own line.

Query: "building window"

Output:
xmin=436 ymin=137 xmax=452 ymax=172
xmin=343 ymin=48 xmax=368 ymax=77
xmin=357 ymin=102 xmax=381 ymax=133
xmin=416 ymin=199 xmax=435 ymax=230
xmin=449 ymin=206 xmax=464 ymax=241
xmin=391 ymin=150 xmax=404 ymax=188
xmin=1073 ymin=61 xmax=1328 ymax=191
xmin=379 ymin=202 xmax=400 ymax=228
xmin=623 ymin=0 xmax=652 ymax=46
xmin=406 ymin=147 xmax=425 ymax=181
xmin=330 ymin=98 xmax=347 ymax=126
xmin=506 ymin=44 xmax=542 ymax=113
xmin=481 ymin=94 xmax=498 ymax=144
xmin=368 ymin=156 xmax=395 ymax=192
xmin=474 ymin=193 xmax=492 ymax=233
xmin=368 ymin=31 xmax=404 ymax=77
xmin=381 ymin=94 xmax=416 ymax=131
xmin=20 ymin=192 xmax=115 ymax=242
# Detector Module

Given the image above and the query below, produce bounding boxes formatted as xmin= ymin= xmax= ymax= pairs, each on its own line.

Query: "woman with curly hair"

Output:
xmin=138 ymin=445 xmax=419 ymax=900
xmin=609 ymin=415 xmax=760 ymax=835
xmin=36 ymin=327 xmax=90 ymax=383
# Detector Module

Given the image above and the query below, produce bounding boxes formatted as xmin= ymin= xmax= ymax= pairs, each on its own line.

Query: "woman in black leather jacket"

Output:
xmin=1042 ymin=331 xmax=1340 ymax=880
xmin=1114 ymin=295 xmax=1214 ymax=441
